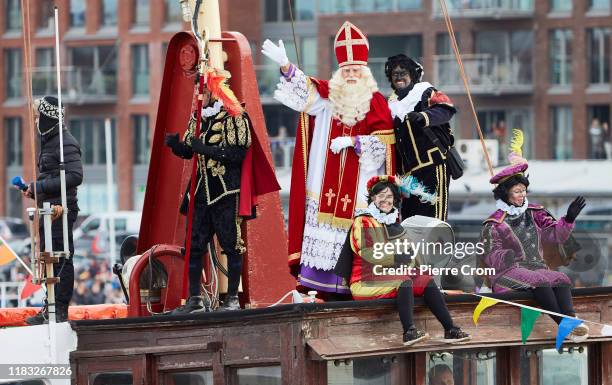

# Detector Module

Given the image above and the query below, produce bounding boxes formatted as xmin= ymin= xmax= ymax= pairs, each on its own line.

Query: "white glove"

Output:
xmin=261 ymin=39 xmax=289 ymax=67
xmin=330 ymin=137 xmax=354 ymax=154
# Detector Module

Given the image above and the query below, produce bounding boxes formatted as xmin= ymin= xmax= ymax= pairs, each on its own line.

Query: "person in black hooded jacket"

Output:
xmin=24 ymin=96 xmax=83 ymax=325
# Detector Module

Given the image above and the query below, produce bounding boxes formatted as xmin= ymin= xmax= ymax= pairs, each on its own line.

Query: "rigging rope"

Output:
xmin=438 ymin=0 xmax=494 ymax=177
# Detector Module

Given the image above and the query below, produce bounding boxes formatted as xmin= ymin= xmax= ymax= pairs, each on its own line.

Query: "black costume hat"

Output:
xmin=384 ymin=54 xmax=424 ymax=85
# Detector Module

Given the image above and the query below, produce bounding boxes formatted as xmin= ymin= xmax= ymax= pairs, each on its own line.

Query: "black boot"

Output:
xmin=56 ymin=303 xmax=69 ymax=323
xmin=218 ymin=294 xmax=241 ymax=311
xmin=25 ymin=304 xmax=48 ymax=325
xmin=169 ymin=296 xmax=207 ymax=315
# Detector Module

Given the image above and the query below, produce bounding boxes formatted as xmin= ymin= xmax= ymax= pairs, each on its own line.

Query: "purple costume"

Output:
xmin=481 ymin=204 xmax=574 ymax=293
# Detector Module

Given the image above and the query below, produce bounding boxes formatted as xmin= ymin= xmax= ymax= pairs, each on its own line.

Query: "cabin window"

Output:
xmin=520 ymin=346 xmax=588 ymax=385
xmin=236 ymin=366 xmax=281 ymax=384
xmin=89 ymin=371 xmax=133 ymax=385
xmin=164 ymin=370 xmax=213 ymax=385
xmin=427 ymin=350 xmax=496 ymax=385
xmin=327 ymin=357 xmax=392 ymax=384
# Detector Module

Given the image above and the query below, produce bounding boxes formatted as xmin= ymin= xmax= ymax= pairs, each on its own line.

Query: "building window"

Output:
xmin=101 ymin=0 xmax=118 ymax=27
xmin=133 ymin=0 xmax=149 ymax=27
xmin=587 ymin=28 xmax=611 ymax=84
xmin=32 ymin=47 xmax=56 ymax=96
xmin=265 ymin=0 xmax=315 ymax=22
xmin=165 ymin=0 xmax=183 ymax=24
xmin=5 ymin=0 xmax=21 ymax=32
xmin=133 ymin=115 xmax=150 ymax=165
xmin=69 ymin=0 xmax=85 ymax=28
xmin=550 ymin=106 xmax=573 ymax=159
xmin=550 ymin=0 xmax=572 ymax=12
xmin=4 ymin=117 xmax=22 ymax=166
xmin=587 ymin=105 xmax=610 ymax=159
xmin=4 ymin=48 xmax=22 ymax=99
xmin=131 ymin=44 xmax=149 ymax=96
xmin=589 ymin=0 xmax=610 ymax=11
xmin=69 ymin=118 xmax=116 ymax=165
xmin=319 ymin=0 xmax=422 ymax=14
xmin=37 ymin=0 xmax=54 ymax=31
xmin=549 ymin=29 xmax=572 ymax=85
xmin=475 ymin=30 xmax=533 ymax=85
xmin=68 ymin=45 xmax=118 ymax=97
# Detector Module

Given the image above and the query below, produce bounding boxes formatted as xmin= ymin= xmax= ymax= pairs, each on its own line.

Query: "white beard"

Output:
xmin=328 ymin=67 xmax=379 ymax=127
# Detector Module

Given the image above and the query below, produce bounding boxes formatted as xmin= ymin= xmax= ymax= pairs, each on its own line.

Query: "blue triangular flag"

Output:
xmin=556 ymin=317 xmax=584 ymax=350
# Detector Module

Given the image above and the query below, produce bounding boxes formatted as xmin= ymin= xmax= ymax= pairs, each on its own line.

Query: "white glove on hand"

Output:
xmin=330 ymin=137 xmax=354 ymax=154
xmin=261 ymin=39 xmax=289 ymax=67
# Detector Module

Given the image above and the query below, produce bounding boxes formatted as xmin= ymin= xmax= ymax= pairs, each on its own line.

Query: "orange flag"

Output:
xmin=0 ymin=236 xmax=18 ymax=265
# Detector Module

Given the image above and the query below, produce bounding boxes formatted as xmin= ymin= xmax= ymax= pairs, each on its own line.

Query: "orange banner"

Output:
xmin=0 ymin=236 xmax=18 ymax=265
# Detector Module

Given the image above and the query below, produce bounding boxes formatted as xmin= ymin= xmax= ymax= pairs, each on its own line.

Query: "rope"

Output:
xmin=438 ymin=0 xmax=494 ymax=177
xmin=21 ymin=0 xmax=42 ymax=282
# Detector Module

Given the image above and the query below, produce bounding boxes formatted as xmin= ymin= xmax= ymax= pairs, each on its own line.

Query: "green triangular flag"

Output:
xmin=521 ymin=307 xmax=541 ymax=344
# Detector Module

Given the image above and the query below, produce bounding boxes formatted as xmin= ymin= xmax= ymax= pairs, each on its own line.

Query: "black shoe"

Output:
xmin=25 ymin=305 xmax=48 ymax=325
xmin=443 ymin=327 xmax=471 ymax=344
xmin=56 ymin=303 xmax=69 ymax=323
xmin=218 ymin=295 xmax=241 ymax=311
xmin=169 ymin=296 xmax=207 ymax=315
xmin=402 ymin=326 xmax=429 ymax=346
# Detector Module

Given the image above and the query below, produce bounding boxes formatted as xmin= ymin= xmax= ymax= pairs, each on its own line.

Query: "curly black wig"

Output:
xmin=384 ymin=54 xmax=424 ymax=87
xmin=367 ymin=181 xmax=402 ymax=208
xmin=492 ymin=174 xmax=530 ymax=204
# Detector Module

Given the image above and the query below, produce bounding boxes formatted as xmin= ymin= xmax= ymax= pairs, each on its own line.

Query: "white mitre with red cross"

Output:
xmin=334 ymin=21 xmax=369 ymax=67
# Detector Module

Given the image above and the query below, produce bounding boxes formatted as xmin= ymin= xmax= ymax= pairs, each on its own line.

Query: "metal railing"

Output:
xmin=31 ymin=66 xmax=117 ymax=103
xmin=0 ymin=281 xmax=28 ymax=308
xmin=432 ymin=0 xmax=534 ymax=18
xmin=433 ymin=54 xmax=533 ymax=94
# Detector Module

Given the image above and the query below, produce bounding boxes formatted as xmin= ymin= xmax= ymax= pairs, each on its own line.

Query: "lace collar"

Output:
xmin=202 ymin=100 xmax=223 ymax=117
xmin=496 ymin=198 xmax=529 ymax=216
xmin=357 ymin=202 xmax=399 ymax=225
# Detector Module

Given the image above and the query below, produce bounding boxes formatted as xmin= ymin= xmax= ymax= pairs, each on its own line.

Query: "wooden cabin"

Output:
xmin=70 ymin=288 xmax=612 ymax=385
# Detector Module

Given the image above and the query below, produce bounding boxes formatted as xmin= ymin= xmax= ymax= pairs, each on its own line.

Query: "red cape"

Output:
xmin=239 ymin=122 xmax=281 ymax=218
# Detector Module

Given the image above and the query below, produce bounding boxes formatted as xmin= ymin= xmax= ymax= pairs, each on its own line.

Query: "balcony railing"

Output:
xmin=31 ymin=66 xmax=117 ymax=103
xmin=433 ymin=54 xmax=533 ymax=94
xmin=432 ymin=0 xmax=534 ymax=18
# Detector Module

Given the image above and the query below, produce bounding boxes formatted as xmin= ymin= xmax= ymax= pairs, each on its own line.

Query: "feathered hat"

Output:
xmin=205 ymin=68 xmax=244 ymax=117
xmin=489 ymin=129 xmax=528 ymax=184
xmin=367 ymin=175 xmax=437 ymax=205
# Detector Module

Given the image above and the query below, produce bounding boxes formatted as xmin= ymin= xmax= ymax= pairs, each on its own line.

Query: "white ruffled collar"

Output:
xmin=496 ymin=198 xmax=529 ymax=216
xmin=357 ymin=202 xmax=399 ymax=225
xmin=202 ymin=100 xmax=223 ymax=117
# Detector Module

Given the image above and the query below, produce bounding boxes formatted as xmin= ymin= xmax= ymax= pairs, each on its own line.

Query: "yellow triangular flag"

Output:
xmin=473 ymin=297 xmax=499 ymax=326
xmin=0 ymin=236 xmax=19 ymax=265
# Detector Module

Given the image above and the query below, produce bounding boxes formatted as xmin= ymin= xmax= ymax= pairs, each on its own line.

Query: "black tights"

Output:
xmin=397 ymin=279 xmax=454 ymax=333
xmin=532 ymin=286 xmax=575 ymax=324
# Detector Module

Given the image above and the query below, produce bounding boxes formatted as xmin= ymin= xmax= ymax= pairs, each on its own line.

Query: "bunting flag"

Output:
xmin=520 ymin=307 xmax=541 ymax=344
xmin=0 ymin=236 xmax=19 ymax=265
xmin=473 ymin=297 xmax=499 ymax=325
xmin=556 ymin=317 xmax=584 ymax=351
xmin=20 ymin=274 xmax=42 ymax=300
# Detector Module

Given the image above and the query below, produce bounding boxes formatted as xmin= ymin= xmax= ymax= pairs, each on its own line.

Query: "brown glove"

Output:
xmin=51 ymin=205 xmax=64 ymax=221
